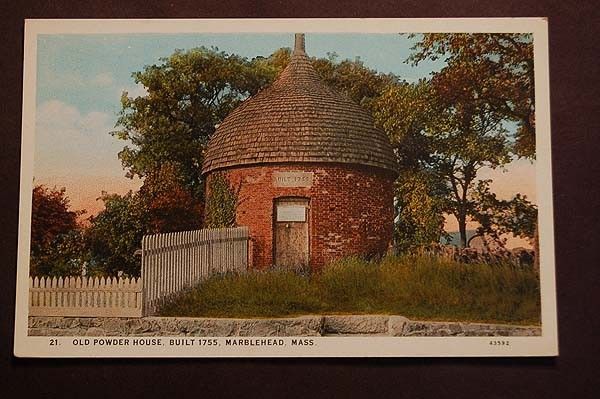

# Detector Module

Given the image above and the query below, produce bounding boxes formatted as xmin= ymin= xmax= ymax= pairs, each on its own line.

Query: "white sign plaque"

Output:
xmin=276 ymin=205 xmax=306 ymax=222
xmin=273 ymin=171 xmax=313 ymax=188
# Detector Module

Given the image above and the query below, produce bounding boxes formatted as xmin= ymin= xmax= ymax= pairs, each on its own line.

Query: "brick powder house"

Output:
xmin=202 ymin=34 xmax=398 ymax=271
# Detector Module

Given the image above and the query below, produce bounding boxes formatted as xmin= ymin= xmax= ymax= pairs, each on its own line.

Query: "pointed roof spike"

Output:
xmin=293 ymin=33 xmax=306 ymax=55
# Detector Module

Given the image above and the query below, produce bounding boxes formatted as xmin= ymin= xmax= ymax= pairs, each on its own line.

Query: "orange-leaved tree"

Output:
xmin=30 ymin=184 xmax=85 ymax=276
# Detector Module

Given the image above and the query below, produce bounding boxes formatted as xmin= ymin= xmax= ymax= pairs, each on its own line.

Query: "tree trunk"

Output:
xmin=467 ymin=233 xmax=481 ymax=248
xmin=533 ymin=222 xmax=540 ymax=275
xmin=458 ymin=212 xmax=468 ymax=248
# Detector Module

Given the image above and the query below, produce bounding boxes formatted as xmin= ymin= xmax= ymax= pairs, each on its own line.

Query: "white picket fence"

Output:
xmin=141 ymin=227 xmax=249 ymax=315
xmin=29 ymin=276 xmax=143 ymax=317
xmin=28 ymin=227 xmax=249 ymax=318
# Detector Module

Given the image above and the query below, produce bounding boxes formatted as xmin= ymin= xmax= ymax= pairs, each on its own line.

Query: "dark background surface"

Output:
xmin=1 ymin=1 xmax=599 ymax=398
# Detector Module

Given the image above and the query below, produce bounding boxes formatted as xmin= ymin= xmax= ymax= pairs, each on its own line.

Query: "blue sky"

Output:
xmin=36 ymin=33 xmax=444 ymax=115
xmin=34 ymin=33 xmax=444 ymax=178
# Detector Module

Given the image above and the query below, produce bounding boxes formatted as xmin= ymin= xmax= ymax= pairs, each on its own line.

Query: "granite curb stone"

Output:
xmin=28 ymin=315 xmax=540 ymax=337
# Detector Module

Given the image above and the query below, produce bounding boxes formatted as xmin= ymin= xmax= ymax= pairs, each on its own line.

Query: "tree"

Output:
xmin=373 ymin=81 xmax=449 ymax=250
xmin=85 ymin=192 xmax=148 ymax=277
xmin=33 ymin=230 xmax=88 ymax=277
xmin=312 ymin=53 xmax=398 ymax=109
xmin=138 ymin=162 xmax=204 ymax=233
xmin=469 ymin=180 xmax=538 ymax=248
xmin=408 ymin=33 xmax=535 ymax=158
xmin=406 ymin=33 xmax=538 ymax=252
xmin=392 ymin=171 xmax=448 ymax=252
xmin=434 ymin=94 xmax=512 ymax=248
xmin=374 ymin=77 xmax=512 ymax=248
xmin=251 ymin=47 xmax=291 ymax=78
xmin=31 ymin=185 xmax=80 ymax=252
xmin=30 ymin=185 xmax=85 ymax=276
xmin=113 ymin=47 xmax=277 ymax=198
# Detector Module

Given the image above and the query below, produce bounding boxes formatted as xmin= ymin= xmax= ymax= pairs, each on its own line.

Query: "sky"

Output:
xmin=35 ymin=33 xmax=445 ymax=179
xmin=33 ymin=33 xmax=536 ymax=244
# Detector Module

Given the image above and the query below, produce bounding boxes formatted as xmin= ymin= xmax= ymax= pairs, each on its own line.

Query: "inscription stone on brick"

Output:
xmin=273 ymin=171 xmax=314 ymax=187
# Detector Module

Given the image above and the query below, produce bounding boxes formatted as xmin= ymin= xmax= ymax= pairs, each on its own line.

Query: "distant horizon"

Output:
xmin=33 ymin=170 xmax=534 ymax=249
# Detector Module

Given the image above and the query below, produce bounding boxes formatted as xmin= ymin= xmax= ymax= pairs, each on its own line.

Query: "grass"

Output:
xmin=158 ymin=255 xmax=541 ymax=325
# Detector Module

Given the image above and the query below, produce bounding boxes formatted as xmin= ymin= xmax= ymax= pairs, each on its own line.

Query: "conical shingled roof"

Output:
xmin=201 ymin=34 xmax=397 ymax=175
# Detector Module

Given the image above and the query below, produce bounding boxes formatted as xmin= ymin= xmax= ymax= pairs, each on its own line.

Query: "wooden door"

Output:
xmin=274 ymin=198 xmax=309 ymax=270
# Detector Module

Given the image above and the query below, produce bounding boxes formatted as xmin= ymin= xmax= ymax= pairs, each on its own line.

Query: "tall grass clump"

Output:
xmin=159 ymin=270 xmax=323 ymax=318
xmin=159 ymin=255 xmax=540 ymax=324
xmin=376 ymin=255 xmax=540 ymax=324
xmin=315 ymin=257 xmax=383 ymax=312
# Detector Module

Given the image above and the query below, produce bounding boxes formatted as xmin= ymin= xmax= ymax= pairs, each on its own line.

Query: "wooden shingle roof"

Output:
xmin=202 ymin=34 xmax=397 ymax=175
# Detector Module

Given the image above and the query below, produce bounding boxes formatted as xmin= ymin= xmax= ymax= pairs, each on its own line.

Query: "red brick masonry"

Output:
xmin=206 ymin=163 xmax=395 ymax=270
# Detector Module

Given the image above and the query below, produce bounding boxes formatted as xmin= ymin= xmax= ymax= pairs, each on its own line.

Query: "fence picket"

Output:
xmin=180 ymin=232 xmax=185 ymax=290
xmin=167 ymin=233 xmax=171 ymax=305
xmin=177 ymin=231 xmax=182 ymax=292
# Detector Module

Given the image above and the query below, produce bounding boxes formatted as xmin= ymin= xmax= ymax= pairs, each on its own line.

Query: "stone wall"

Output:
xmin=208 ymin=163 xmax=395 ymax=271
xmin=29 ymin=315 xmax=541 ymax=337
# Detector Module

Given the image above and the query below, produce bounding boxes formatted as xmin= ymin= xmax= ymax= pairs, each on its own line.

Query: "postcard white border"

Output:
xmin=14 ymin=18 xmax=557 ymax=358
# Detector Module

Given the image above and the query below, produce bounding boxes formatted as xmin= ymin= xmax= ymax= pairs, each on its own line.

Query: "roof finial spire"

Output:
xmin=293 ymin=33 xmax=305 ymax=55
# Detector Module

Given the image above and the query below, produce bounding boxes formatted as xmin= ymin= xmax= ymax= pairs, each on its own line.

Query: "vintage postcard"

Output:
xmin=14 ymin=18 xmax=557 ymax=357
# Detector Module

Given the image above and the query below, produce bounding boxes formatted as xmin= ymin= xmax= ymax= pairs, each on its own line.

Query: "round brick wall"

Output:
xmin=205 ymin=163 xmax=395 ymax=271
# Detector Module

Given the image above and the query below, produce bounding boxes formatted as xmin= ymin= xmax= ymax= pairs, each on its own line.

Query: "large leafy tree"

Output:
xmin=434 ymin=85 xmax=512 ymax=248
xmin=375 ymin=78 xmax=512 ymax=248
xmin=373 ymin=81 xmax=448 ymax=250
xmin=113 ymin=47 xmax=277 ymax=198
xmin=407 ymin=33 xmax=537 ymax=253
xmin=408 ymin=33 xmax=535 ymax=158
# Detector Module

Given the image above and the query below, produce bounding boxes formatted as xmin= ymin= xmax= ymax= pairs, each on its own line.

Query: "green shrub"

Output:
xmin=204 ymin=174 xmax=238 ymax=228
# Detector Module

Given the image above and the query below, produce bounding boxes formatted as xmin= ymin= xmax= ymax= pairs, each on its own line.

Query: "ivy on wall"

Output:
xmin=204 ymin=174 xmax=239 ymax=228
